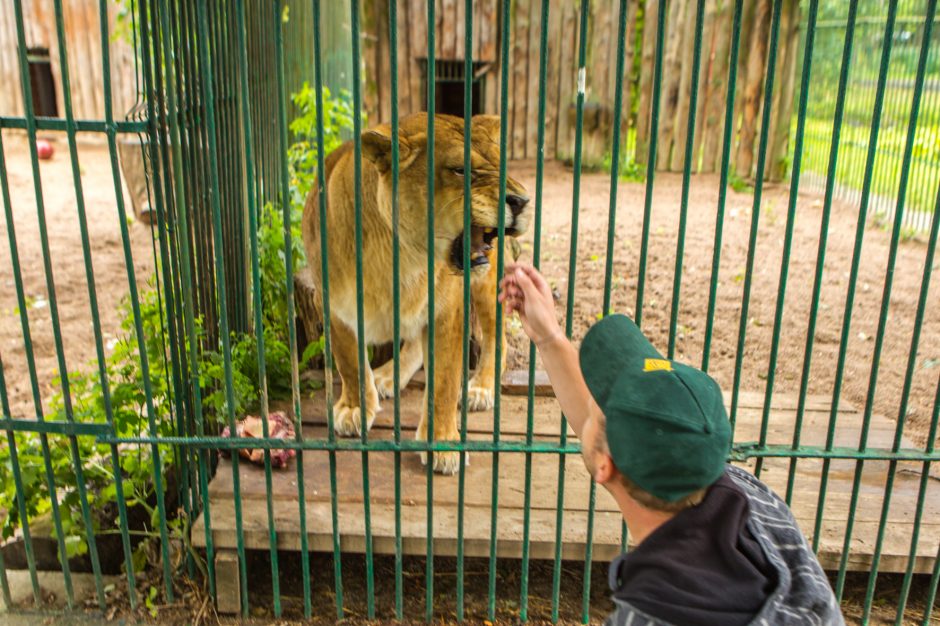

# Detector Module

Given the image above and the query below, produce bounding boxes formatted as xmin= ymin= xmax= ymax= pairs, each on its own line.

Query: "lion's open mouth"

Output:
xmin=450 ymin=225 xmax=517 ymax=270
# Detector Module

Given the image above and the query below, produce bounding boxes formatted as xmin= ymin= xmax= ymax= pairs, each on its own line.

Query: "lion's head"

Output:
xmin=362 ymin=113 xmax=531 ymax=272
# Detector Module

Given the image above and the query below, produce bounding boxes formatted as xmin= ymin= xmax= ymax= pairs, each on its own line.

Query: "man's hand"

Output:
xmin=499 ymin=263 xmax=563 ymax=347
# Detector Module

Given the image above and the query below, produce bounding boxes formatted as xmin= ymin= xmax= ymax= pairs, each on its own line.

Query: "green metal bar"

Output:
xmin=388 ymin=0 xmax=404 ymax=619
xmin=552 ymin=0 xmax=590 ymax=621
xmin=895 ymin=305 xmax=940 ymax=626
xmin=241 ymin=0 xmax=281 ymax=615
xmin=520 ymin=0 xmax=550 ymax=621
xmin=0 ymin=352 xmax=41 ymax=605
xmin=0 ymin=419 xmax=113 ymax=437
xmin=923 ymin=539 xmax=940 ymax=625
xmin=195 ymin=0 xmax=249 ymax=613
xmin=786 ymin=0 xmax=858 ymax=506
xmin=489 ymin=0 xmax=515 ymax=619
xmin=348 ymin=0 xmax=376 ymax=618
xmin=634 ymin=0 xmax=667 ymax=328
xmin=310 ymin=0 xmax=345 ymax=615
xmin=0 ymin=117 xmax=149 ymax=132
xmin=425 ymin=0 xmax=438 ymax=621
xmin=276 ymin=3 xmax=314 ymax=617
xmin=812 ymin=0 xmax=898 ymax=556
xmin=457 ymin=0 xmax=473 ymax=620
xmin=728 ymin=0 xmax=784 ymax=434
xmin=868 ymin=139 xmax=940 ymax=624
xmin=602 ymin=0 xmax=629 ymax=318
xmin=11 ymin=0 xmax=88 ymax=605
xmin=144 ymin=0 xmax=192 ymax=581
xmin=667 ymin=0 xmax=706 ymax=359
xmin=836 ymin=0 xmax=937 ymax=602
xmin=701 ymin=0 xmax=744 ymax=372
xmin=161 ymin=0 xmax=215 ymax=602
xmin=94 ymin=436 xmax=940 ymax=462
xmin=754 ymin=0 xmax=819 ymax=480
xmin=118 ymin=0 xmax=175 ymax=600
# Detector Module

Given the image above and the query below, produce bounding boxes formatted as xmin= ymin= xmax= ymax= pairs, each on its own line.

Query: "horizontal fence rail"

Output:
xmin=0 ymin=0 xmax=938 ymax=624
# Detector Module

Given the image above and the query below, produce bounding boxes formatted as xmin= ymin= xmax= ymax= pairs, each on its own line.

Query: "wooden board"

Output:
xmin=193 ymin=371 xmax=940 ymax=576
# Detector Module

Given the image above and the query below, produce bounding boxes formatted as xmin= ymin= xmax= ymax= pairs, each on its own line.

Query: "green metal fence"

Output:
xmin=0 ymin=0 xmax=939 ymax=624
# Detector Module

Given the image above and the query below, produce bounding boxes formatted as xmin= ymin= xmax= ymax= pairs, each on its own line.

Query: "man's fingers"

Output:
xmin=513 ymin=267 xmax=544 ymax=300
xmin=517 ymin=264 xmax=550 ymax=294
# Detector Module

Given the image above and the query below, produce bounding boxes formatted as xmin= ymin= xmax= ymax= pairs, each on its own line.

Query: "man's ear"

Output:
xmin=471 ymin=114 xmax=501 ymax=145
xmin=593 ymin=452 xmax=618 ymax=486
xmin=362 ymin=127 xmax=420 ymax=174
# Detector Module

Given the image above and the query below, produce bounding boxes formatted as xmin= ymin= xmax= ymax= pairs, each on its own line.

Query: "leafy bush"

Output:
xmin=0 ymin=86 xmax=354 ymax=567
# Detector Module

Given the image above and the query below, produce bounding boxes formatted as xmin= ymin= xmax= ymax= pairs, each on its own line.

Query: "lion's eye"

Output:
xmin=452 ymin=167 xmax=465 ymax=177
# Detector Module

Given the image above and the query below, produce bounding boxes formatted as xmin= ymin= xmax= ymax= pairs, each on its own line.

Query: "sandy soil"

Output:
xmin=1 ymin=135 xmax=937 ymax=450
xmin=503 ymin=160 xmax=939 ymax=448
xmin=0 ymin=133 xmax=155 ymax=419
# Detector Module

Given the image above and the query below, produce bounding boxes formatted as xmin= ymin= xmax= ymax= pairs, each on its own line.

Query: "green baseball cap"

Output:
xmin=578 ymin=314 xmax=731 ymax=503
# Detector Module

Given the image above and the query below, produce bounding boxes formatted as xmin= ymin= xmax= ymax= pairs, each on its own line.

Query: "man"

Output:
xmin=499 ymin=263 xmax=844 ymax=626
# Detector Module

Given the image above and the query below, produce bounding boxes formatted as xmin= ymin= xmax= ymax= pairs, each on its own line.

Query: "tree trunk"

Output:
xmin=656 ymin=0 xmax=690 ymax=171
xmin=699 ymin=0 xmax=733 ymax=173
xmin=767 ymin=0 xmax=801 ymax=182
xmin=635 ymin=0 xmax=660 ymax=166
xmin=692 ymin=0 xmax=721 ymax=172
xmin=621 ymin=0 xmax=640 ymax=142
xmin=734 ymin=0 xmax=771 ymax=179
xmin=669 ymin=0 xmax=704 ymax=172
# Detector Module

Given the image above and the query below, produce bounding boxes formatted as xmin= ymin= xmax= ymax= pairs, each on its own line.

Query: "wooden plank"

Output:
xmin=543 ymin=0 xmax=562 ymax=158
xmin=436 ymin=0 xmax=447 ymax=59
xmin=214 ymin=550 xmax=242 ymax=615
xmin=398 ymin=0 xmax=414 ymax=114
xmin=197 ymin=431 xmax=940 ymax=574
xmin=510 ymin=0 xmax=529 ymax=159
xmin=477 ymin=0 xmax=497 ymax=63
xmin=378 ymin=0 xmax=392 ymax=124
xmin=554 ymin=4 xmax=577 ymax=161
xmin=409 ymin=0 xmax=427 ymax=113
xmin=454 ymin=0 xmax=465 ymax=61
xmin=524 ymin=0 xmax=542 ymax=159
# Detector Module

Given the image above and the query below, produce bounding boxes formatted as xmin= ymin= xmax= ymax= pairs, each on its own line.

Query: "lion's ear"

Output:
xmin=362 ymin=128 xmax=418 ymax=174
xmin=471 ymin=114 xmax=501 ymax=144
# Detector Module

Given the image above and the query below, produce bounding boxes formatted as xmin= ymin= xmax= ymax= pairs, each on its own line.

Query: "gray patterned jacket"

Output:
xmin=605 ymin=465 xmax=844 ymax=626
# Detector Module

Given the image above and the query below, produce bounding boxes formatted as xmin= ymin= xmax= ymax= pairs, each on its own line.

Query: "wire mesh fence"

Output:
xmin=0 ymin=0 xmax=938 ymax=624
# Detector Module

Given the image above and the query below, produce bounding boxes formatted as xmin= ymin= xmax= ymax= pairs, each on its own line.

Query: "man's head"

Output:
xmin=578 ymin=315 xmax=732 ymax=513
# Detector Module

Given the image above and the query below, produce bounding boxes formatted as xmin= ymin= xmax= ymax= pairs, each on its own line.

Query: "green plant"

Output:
xmin=287 ymin=83 xmax=356 ymax=208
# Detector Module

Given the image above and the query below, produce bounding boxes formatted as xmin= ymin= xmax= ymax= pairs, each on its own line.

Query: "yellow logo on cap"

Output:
xmin=643 ymin=358 xmax=672 ymax=372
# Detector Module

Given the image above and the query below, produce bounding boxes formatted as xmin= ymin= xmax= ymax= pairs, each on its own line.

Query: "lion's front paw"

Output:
xmin=419 ymin=449 xmax=467 ymax=475
xmin=333 ymin=402 xmax=376 ymax=437
xmin=374 ymin=369 xmax=396 ymax=400
xmin=465 ymin=381 xmax=495 ymax=412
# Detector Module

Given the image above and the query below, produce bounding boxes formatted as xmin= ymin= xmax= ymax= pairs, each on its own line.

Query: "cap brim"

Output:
xmin=579 ymin=314 xmax=663 ymax=409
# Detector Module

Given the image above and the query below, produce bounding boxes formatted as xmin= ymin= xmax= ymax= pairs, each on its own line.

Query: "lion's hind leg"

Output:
xmin=330 ymin=318 xmax=380 ymax=437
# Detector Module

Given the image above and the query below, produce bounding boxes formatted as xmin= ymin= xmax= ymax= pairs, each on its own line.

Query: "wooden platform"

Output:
xmin=193 ymin=371 xmax=940 ymax=590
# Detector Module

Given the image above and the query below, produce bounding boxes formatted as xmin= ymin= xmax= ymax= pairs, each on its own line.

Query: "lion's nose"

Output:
xmin=507 ymin=194 xmax=529 ymax=217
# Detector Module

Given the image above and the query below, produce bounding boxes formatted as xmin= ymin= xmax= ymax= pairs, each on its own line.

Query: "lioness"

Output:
xmin=302 ymin=113 xmax=531 ymax=474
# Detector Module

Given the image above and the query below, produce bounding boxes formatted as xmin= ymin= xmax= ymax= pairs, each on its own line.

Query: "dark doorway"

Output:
xmin=419 ymin=59 xmax=489 ymax=118
xmin=27 ymin=47 xmax=58 ymax=117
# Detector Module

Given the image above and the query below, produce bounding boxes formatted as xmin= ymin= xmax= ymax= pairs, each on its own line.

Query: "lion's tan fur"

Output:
xmin=302 ymin=113 xmax=530 ymax=474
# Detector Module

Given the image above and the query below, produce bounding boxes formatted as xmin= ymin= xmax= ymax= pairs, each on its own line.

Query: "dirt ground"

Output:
xmin=505 ymin=160 xmax=939 ymax=448
xmin=1 ymin=133 xmax=939 ymax=623
xmin=0 ymin=133 xmax=155 ymax=419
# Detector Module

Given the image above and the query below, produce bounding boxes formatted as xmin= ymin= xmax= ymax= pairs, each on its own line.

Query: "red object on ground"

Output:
xmin=220 ymin=411 xmax=297 ymax=468
xmin=36 ymin=139 xmax=54 ymax=160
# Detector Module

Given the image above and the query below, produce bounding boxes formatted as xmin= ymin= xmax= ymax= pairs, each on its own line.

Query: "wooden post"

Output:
xmin=635 ymin=0 xmax=659 ymax=166
xmin=214 ymin=549 xmax=241 ymax=615
xmin=734 ymin=0 xmax=771 ymax=179
xmin=699 ymin=0 xmax=733 ymax=173
xmin=767 ymin=0 xmax=801 ymax=182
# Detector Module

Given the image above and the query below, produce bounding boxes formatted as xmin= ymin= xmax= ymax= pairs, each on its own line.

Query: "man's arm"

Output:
xmin=499 ymin=264 xmax=599 ymax=438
